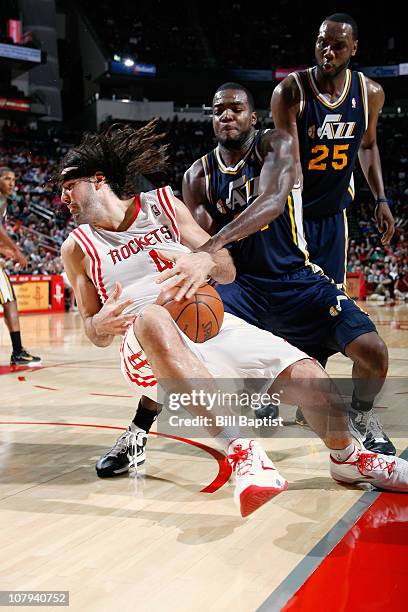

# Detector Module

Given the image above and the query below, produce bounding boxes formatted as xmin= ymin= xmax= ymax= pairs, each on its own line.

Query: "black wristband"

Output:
xmin=375 ymin=197 xmax=388 ymax=205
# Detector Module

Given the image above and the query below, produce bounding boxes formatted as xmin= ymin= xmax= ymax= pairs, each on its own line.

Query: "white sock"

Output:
xmin=129 ymin=422 xmax=145 ymax=434
xmin=215 ymin=427 xmax=243 ymax=453
xmin=330 ymin=442 xmax=358 ymax=462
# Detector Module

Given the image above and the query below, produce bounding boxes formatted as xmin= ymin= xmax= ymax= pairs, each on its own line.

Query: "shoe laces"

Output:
xmin=110 ymin=428 xmax=136 ymax=460
xmin=356 ymin=450 xmax=395 ymax=477
xmin=366 ymin=411 xmax=386 ymax=439
xmin=227 ymin=441 xmax=254 ymax=476
xmin=350 ymin=409 xmax=368 ymax=431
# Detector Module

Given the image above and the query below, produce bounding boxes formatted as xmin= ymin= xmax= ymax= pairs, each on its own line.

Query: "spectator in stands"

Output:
xmin=395 ymin=268 xmax=408 ymax=301
xmin=374 ymin=265 xmax=395 ymax=301
xmin=0 ymin=115 xmax=407 ymax=306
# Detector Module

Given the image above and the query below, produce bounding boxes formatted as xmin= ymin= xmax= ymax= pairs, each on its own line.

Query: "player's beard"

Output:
xmin=71 ymin=210 xmax=85 ymax=224
xmin=217 ymin=126 xmax=254 ymax=150
xmin=72 ymin=190 xmax=103 ymax=225
xmin=316 ymin=57 xmax=350 ymax=80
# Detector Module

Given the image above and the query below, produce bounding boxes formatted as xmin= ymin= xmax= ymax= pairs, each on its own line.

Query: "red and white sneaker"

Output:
xmin=330 ymin=448 xmax=408 ymax=492
xmin=227 ymin=439 xmax=288 ymax=517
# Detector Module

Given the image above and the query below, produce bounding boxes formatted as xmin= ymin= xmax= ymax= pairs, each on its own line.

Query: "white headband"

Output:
xmin=61 ymin=166 xmax=79 ymax=176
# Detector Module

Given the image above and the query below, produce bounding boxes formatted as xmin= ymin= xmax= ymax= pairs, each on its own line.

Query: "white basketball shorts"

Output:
xmin=0 ymin=266 xmax=16 ymax=306
xmin=119 ymin=312 xmax=311 ymax=402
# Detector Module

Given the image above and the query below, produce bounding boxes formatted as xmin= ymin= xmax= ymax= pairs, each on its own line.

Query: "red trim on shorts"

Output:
xmin=120 ymin=331 xmax=157 ymax=388
xmin=157 ymin=187 xmax=180 ymax=241
xmin=76 ymin=227 xmax=109 ymax=302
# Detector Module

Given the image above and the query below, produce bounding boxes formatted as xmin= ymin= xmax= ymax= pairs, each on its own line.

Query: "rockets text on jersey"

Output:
xmin=69 ymin=186 xmax=190 ymax=315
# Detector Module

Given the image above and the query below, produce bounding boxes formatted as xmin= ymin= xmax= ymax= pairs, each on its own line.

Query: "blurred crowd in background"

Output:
xmin=1 ymin=114 xmax=407 ymax=307
xmin=80 ymin=0 xmax=407 ymax=69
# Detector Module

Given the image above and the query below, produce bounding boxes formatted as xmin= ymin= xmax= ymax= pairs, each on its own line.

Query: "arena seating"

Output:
xmin=79 ymin=1 xmax=407 ymax=69
xmin=1 ymin=114 xmax=407 ymax=302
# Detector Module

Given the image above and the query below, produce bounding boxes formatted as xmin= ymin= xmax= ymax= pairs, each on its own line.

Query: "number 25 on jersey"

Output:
xmin=308 ymin=144 xmax=349 ymax=171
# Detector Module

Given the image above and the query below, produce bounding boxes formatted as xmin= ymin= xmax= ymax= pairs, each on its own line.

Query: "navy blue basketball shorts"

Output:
xmin=217 ymin=266 xmax=376 ymax=365
xmin=303 ymin=210 xmax=348 ymax=288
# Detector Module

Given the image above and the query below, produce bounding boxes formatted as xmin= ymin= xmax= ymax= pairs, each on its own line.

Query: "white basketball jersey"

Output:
xmin=69 ymin=186 xmax=190 ymax=315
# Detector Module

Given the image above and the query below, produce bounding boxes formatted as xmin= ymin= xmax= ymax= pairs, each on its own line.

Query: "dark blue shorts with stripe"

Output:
xmin=303 ymin=210 xmax=349 ymax=287
xmin=217 ymin=266 xmax=376 ymax=365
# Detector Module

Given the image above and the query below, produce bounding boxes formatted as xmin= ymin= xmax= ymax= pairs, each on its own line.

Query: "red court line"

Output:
xmin=0 ymin=361 xmax=122 ymax=376
xmin=8 ymin=377 xmax=137 ymax=397
xmin=0 ymin=361 xmax=90 ymax=376
xmin=90 ymin=393 xmax=134 ymax=398
xmin=282 ymin=492 xmax=408 ymax=612
xmin=0 ymin=421 xmax=231 ymax=494
xmin=34 ymin=385 xmax=58 ymax=391
xmin=0 ymin=364 xmax=42 ymax=375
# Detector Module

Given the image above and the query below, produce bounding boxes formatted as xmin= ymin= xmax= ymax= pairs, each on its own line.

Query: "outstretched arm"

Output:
xmin=192 ymin=129 xmax=295 ymax=254
xmin=155 ymin=197 xmax=236 ymax=301
xmin=358 ymin=77 xmax=394 ymax=244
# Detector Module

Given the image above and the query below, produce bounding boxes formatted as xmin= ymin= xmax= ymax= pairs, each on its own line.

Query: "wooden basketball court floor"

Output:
xmin=1 ymin=304 xmax=408 ymax=611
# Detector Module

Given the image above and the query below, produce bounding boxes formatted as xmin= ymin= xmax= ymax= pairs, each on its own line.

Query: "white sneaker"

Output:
xmin=330 ymin=448 xmax=408 ymax=492
xmin=227 ymin=439 xmax=288 ymax=517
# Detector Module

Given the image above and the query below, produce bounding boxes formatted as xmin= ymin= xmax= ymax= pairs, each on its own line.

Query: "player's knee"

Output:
xmin=366 ymin=336 xmax=388 ymax=377
xmin=134 ymin=304 xmax=175 ymax=346
xmin=288 ymin=357 xmax=326 ymax=379
xmin=348 ymin=332 xmax=388 ymax=376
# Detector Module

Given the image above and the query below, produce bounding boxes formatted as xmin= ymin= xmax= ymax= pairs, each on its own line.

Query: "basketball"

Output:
xmin=156 ymin=283 xmax=224 ymax=342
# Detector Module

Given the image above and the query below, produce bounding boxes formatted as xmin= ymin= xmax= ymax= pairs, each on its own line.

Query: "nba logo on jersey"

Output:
xmin=151 ymin=203 xmax=161 ymax=216
xmin=216 ymin=199 xmax=227 ymax=214
xmin=352 ymin=97 xmax=357 ymax=108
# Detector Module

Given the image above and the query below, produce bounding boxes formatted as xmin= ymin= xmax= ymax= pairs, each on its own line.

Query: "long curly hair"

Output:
xmin=54 ymin=120 xmax=168 ymax=198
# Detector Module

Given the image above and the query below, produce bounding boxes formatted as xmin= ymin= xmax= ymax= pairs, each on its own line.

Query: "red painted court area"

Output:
xmin=283 ymin=492 xmax=408 ymax=612
xmin=0 ymin=364 xmax=40 ymax=375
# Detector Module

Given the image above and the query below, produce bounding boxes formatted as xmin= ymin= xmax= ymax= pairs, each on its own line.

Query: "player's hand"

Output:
xmin=92 ymin=282 xmax=136 ymax=336
xmin=155 ymin=250 xmax=214 ymax=301
xmin=12 ymin=248 xmax=28 ymax=268
xmin=375 ymin=203 xmax=395 ymax=244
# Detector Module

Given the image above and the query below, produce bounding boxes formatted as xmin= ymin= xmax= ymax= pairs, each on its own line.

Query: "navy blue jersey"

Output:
xmin=295 ymin=68 xmax=368 ymax=219
xmin=201 ymin=130 xmax=311 ymax=277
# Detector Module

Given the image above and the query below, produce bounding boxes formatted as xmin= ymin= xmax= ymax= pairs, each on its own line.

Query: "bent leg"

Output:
xmin=345 ymin=331 xmax=388 ymax=404
xmin=133 ymin=304 xmax=241 ymax=440
xmin=271 ymin=358 xmax=351 ymax=450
